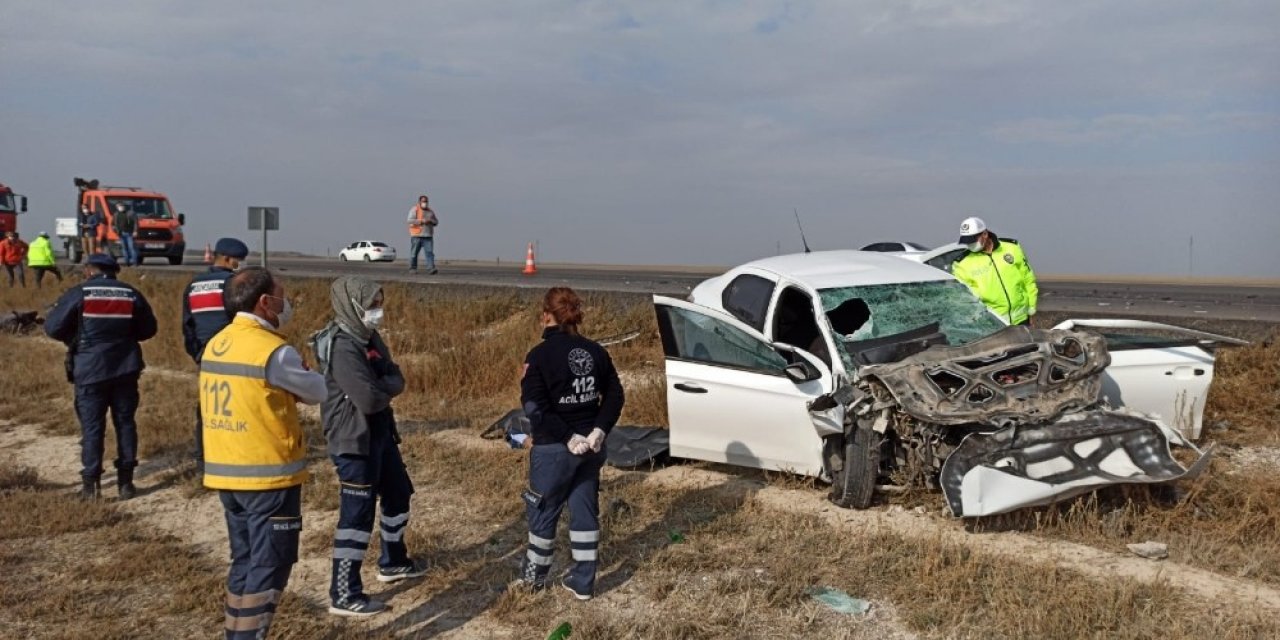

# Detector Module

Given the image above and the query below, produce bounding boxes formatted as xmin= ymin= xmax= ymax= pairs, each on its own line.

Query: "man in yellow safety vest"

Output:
xmin=200 ymin=267 xmax=326 ymax=639
xmin=952 ymin=216 xmax=1039 ymax=326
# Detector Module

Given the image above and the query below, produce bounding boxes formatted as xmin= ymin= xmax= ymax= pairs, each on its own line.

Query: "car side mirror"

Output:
xmin=19 ymin=196 xmax=27 ymax=213
xmin=784 ymin=361 xmax=821 ymax=384
xmin=178 ymin=213 xmax=186 ymax=225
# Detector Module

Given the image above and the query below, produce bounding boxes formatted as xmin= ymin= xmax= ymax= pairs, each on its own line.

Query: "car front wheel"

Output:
xmin=363 ymin=254 xmax=371 ymax=262
xmin=830 ymin=424 xmax=881 ymax=509
xmin=339 ymin=254 xmax=348 ymax=262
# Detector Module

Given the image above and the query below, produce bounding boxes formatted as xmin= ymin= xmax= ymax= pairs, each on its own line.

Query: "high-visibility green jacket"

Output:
xmin=952 ymin=239 xmax=1039 ymax=325
xmin=27 ymin=237 xmax=57 ymax=268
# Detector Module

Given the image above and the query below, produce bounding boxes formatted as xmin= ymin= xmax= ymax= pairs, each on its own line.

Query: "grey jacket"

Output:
xmin=321 ymin=329 xmax=405 ymax=456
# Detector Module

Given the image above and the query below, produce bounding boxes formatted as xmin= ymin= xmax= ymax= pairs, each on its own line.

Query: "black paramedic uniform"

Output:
xmin=518 ymin=326 xmax=624 ymax=595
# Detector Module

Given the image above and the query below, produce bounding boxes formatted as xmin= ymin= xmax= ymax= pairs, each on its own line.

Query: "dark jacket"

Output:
xmin=113 ymin=210 xmax=137 ymax=234
xmin=321 ymin=329 xmax=405 ymax=456
xmin=80 ymin=213 xmax=101 ymax=237
xmin=45 ymin=273 xmax=157 ymax=385
xmin=521 ymin=327 xmax=624 ymax=445
xmin=181 ymin=267 xmax=235 ymax=362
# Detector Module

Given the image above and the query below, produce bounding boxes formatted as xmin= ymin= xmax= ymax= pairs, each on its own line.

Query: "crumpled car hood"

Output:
xmin=846 ymin=326 xmax=1210 ymax=517
xmin=860 ymin=325 xmax=1109 ymax=427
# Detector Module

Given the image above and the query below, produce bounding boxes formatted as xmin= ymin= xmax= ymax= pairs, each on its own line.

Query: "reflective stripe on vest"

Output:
xmin=205 ymin=459 xmax=308 ymax=478
xmin=199 ymin=316 xmax=307 ymax=491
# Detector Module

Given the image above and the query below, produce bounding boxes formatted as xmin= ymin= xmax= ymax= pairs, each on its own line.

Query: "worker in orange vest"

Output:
xmin=406 ymin=195 xmax=439 ymax=274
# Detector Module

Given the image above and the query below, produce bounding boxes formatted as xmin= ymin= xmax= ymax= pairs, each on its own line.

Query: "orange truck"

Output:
xmin=0 ymin=182 xmax=28 ymax=235
xmin=72 ymin=177 xmax=187 ymax=265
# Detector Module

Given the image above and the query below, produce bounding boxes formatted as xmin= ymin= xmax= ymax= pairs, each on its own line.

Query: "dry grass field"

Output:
xmin=0 ymin=270 xmax=1277 ymax=639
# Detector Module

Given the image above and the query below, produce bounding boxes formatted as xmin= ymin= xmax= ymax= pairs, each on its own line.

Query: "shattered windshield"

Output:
xmin=106 ymin=196 xmax=172 ymax=219
xmin=818 ymin=280 xmax=1005 ymax=370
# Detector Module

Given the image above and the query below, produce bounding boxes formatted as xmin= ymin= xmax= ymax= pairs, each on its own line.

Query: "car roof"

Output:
xmin=722 ymin=250 xmax=952 ymax=290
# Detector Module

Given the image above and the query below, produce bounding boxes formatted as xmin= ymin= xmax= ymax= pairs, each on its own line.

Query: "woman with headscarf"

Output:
xmin=317 ymin=276 xmax=426 ymax=617
xmin=517 ymin=287 xmax=625 ymax=600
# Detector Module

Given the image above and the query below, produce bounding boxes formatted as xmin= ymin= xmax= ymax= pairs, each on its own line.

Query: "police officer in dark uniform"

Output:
xmin=182 ymin=237 xmax=249 ymax=474
xmin=45 ymin=253 xmax=158 ymax=499
xmin=517 ymin=287 xmax=625 ymax=600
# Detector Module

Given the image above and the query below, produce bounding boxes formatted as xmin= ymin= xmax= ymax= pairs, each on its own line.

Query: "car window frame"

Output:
xmin=720 ymin=272 xmax=777 ymax=333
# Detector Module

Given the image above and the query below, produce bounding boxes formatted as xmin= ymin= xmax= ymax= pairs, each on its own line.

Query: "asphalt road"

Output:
xmin=149 ymin=255 xmax=1280 ymax=324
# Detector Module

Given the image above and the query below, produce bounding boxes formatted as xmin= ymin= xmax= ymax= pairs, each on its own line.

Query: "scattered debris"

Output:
xmin=607 ymin=497 xmax=632 ymax=516
xmin=1126 ymin=541 xmax=1169 ymax=560
xmin=546 ymin=621 xmax=572 ymax=640
xmin=598 ymin=329 xmax=642 ymax=347
xmin=0 ymin=310 xmax=42 ymax=335
xmin=808 ymin=587 xmax=871 ymax=615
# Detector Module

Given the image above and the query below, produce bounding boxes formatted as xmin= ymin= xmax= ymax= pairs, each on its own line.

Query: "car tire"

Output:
xmin=831 ymin=424 xmax=881 ymax=509
xmin=168 ymin=255 xmax=182 ymax=266
xmin=339 ymin=254 xmax=347 ymax=262
xmin=363 ymin=254 xmax=371 ymax=262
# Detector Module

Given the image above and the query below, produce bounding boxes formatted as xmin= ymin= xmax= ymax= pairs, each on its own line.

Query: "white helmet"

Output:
xmin=958 ymin=216 xmax=987 ymax=244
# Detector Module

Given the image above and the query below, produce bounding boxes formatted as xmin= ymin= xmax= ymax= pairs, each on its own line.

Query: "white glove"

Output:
xmin=586 ymin=428 xmax=607 ymax=453
xmin=567 ymin=434 xmax=591 ymax=455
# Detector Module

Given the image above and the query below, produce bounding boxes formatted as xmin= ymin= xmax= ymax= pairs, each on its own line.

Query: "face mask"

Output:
xmin=352 ymin=297 xmax=384 ymax=330
xmin=270 ymin=297 xmax=293 ymax=328
xmin=966 ymin=240 xmax=984 ymax=252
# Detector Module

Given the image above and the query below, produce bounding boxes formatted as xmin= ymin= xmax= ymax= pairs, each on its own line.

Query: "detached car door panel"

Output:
xmin=654 ymin=296 xmax=828 ymax=477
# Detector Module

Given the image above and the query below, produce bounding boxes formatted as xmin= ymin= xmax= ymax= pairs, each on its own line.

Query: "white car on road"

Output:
xmin=339 ymin=241 xmax=396 ymax=262
xmin=655 ymin=250 xmax=1240 ymax=516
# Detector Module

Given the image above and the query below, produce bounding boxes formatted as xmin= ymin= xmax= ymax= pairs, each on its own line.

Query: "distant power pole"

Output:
xmin=1188 ymin=235 xmax=1194 ymax=278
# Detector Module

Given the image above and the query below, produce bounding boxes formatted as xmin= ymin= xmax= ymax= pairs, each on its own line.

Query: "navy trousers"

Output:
xmin=521 ymin=443 xmax=605 ymax=594
xmin=219 ymin=485 xmax=302 ymax=640
xmin=329 ymin=427 xmax=415 ymax=604
xmin=74 ymin=373 xmax=140 ymax=479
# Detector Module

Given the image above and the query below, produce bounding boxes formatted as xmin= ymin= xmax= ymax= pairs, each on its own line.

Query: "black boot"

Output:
xmin=79 ymin=477 xmax=100 ymax=500
xmin=118 ymin=468 xmax=136 ymax=500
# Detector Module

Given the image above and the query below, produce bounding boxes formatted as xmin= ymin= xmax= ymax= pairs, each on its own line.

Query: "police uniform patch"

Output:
xmin=568 ymin=348 xmax=594 ymax=376
xmin=1004 ymin=253 xmax=1015 ymax=264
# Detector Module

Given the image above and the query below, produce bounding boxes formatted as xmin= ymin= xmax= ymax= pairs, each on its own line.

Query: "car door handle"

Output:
xmin=674 ymin=383 xmax=708 ymax=394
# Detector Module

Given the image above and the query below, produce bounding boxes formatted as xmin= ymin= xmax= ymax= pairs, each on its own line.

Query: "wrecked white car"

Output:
xmin=653 ymin=251 xmax=1242 ymax=517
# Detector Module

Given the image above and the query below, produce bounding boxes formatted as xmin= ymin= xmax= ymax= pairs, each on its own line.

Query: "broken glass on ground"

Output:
xmin=807 ymin=587 xmax=871 ymax=615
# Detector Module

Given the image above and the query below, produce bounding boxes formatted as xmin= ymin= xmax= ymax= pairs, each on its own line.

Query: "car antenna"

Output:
xmin=793 ymin=208 xmax=812 ymax=253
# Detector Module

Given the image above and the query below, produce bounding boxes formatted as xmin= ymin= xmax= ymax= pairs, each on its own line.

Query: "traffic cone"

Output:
xmin=203 ymin=243 xmax=212 ymax=264
xmin=522 ymin=242 xmax=538 ymax=275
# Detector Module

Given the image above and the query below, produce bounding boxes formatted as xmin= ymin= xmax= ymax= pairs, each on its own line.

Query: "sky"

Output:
xmin=2 ymin=1 xmax=1278 ymax=277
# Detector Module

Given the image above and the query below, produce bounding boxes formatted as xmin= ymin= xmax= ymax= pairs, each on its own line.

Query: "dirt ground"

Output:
xmin=1 ymin=274 xmax=1278 ymax=639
